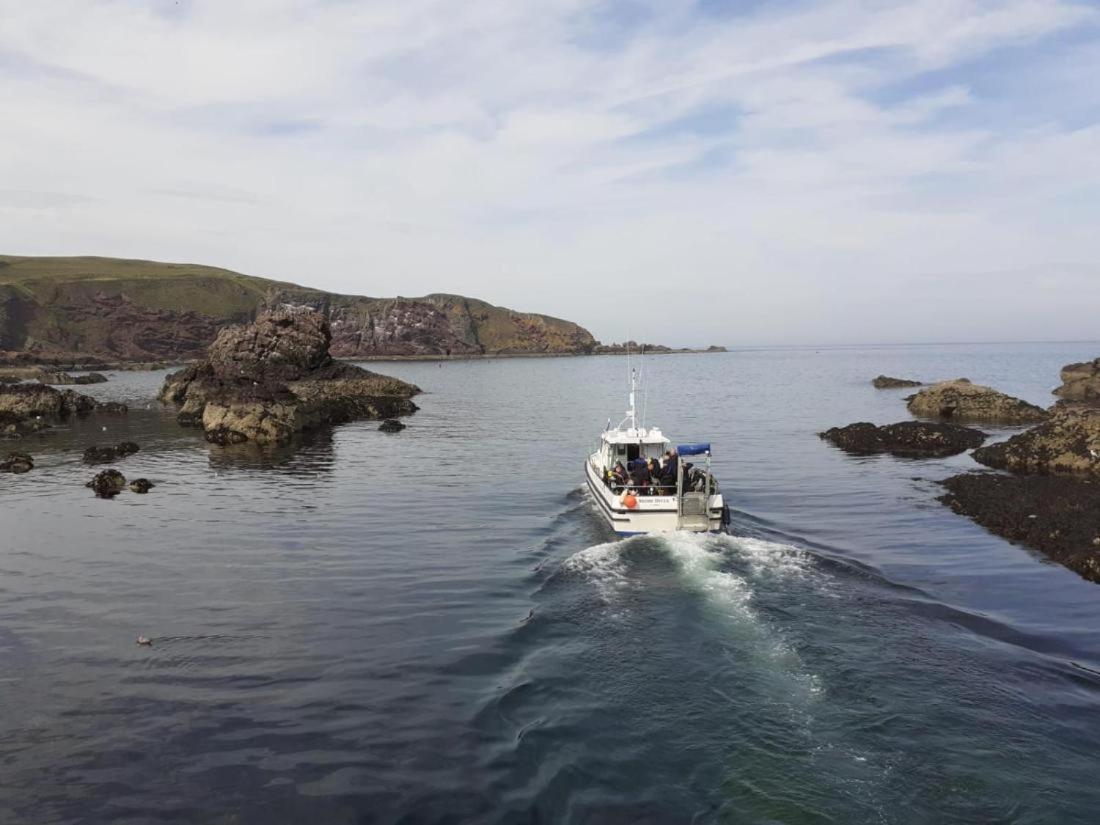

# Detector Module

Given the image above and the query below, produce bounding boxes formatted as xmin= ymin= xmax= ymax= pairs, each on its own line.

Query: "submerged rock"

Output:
xmin=159 ymin=307 xmax=419 ymax=445
xmin=906 ymin=379 xmax=1048 ymax=424
xmin=872 ymin=375 xmax=922 ymax=389
xmin=0 ymin=451 xmax=34 ymax=473
xmin=1054 ymin=358 xmax=1100 ymax=403
xmin=87 ymin=468 xmax=126 ymax=498
xmin=820 ymin=421 xmax=986 ymax=458
xmin=939 ymin=473 xmax=1100 ymax=584
xmin=36 ymin=371 xmax=108 ymax=386
xmin=99 ymin=402 xmax=128 ymax=415
xmin=972 ymin=404 xmax=1100 ymax=476
xmin=129 ymin=478 xmax=154 ymax=493
xmin=82 ymin=442 xmax=141 ymax=464
xmin=379 ymin=419 xmax=406 ymax=432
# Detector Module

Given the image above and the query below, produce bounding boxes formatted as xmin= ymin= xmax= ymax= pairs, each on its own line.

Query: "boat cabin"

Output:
xmin=596 ymin=426 xmax=670 ymax=471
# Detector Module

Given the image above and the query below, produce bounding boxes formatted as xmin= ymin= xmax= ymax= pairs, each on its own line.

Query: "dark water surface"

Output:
xmin=3 ymin=344 xmax=1100 ymax=824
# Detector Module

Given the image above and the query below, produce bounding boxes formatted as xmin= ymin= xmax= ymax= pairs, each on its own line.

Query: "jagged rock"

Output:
xmin=1054 ymin=358 xmax=1100 ymax=403
xmin=379 ymin=419 xmax=406 ymax=432
xmin=872 ymin=375 xmax=922 ymax=389
xmin=905 ymin=379 xmax=1048 ymax=424
xmin=939 ymin=474 xmax=1100 ymax=584
xmin=87 ymin=468 xmax=126 ymax=498
xmin=129 ymin=478 xmax=154 ymax=493
xmin=159 ymin=308 xmax=419 ymax=445
xmin=972 ymin=404 xmax=1100 ymax=476
xmin=0 ymin=451 xmax=33 ymax=473
xmin=820 ymin=421 xmax=985 ymax=458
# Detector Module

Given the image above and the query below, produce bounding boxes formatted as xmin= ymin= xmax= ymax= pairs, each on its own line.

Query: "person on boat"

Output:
xmin=631 ymin=457 xmax=651 ymax=493
xmin=611 ymin=461 xmax=628 ymax=487
xmin=662 ymin=450 xmax=679 ymax=483
xmin=648 ymin=457 xmax=663 ymax=493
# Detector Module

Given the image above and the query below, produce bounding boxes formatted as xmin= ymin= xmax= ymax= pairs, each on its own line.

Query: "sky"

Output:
xmin=1 ymin=0 xmax=1098 ymax=347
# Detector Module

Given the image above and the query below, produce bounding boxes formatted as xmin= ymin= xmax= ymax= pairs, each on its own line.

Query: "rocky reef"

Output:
xmin=1 ymin=450 xmax=33 ymax=473
xmin=820 ymin=421 xmax=986 ymax=458
xmin=0 ymin=382 xmax=101 ymax=437
xmin=159 ymin=306 xmax=419 ymax=445
xmin=872 ymin=375 xmax=921 ymax=389
xmin=939 ymin=474 xmax=1100 ymax=583
xmin=1054 ymin=358 xmax=1100 ymax=403
xmin=906 ymin=379 xmax=1048 ymax=424
xmin=972 ymin=404 xmax=1100 ymax=476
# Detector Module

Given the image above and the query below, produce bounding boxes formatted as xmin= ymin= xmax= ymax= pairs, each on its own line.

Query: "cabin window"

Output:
xmin=626 ymin=444 xmax=640 ymax=462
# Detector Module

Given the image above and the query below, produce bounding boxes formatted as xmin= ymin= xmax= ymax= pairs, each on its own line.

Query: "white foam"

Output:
xmin=560 ymin=539 xmax=632 ymax=601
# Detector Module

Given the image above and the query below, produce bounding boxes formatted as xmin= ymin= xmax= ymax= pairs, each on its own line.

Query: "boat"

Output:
xmin=584 ymin=368 xmax=728 ymax=535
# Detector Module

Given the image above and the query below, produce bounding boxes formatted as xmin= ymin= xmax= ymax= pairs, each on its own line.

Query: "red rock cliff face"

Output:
xmin=0 ymin=256 xmax=598 ymax=362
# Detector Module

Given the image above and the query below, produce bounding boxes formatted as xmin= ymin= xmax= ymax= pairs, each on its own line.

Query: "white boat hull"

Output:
xmin=584 ymin=458 xmax=724 ymax=535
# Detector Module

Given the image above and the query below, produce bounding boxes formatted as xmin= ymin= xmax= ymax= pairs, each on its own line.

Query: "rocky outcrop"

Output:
xmin=379 ymin=419 xmax=406 ymax=433
xmin=906 ymin=379 xmax=1048 ymax=424
xmin=38 ymin=371 xmax=108 ymax=385
xmin=972 ymin=404 xmax=1100 ymax=476
xmin=1054 ymin=358 xmax=1100 ymax=403
xmin=1 ymin=450 xmax=33 ymax=473
xmin=820 ymin=421 xmax=986 ymax=458
xmin=87 ymin=468 xmax=126 ymax=498
xmin=872 ymin=375 xmax=922 ymax=389
xmin=939 ymin=474 xmax=1100 ymax=584
xmin=159 ymin=307 xmax=419 ymax=445
xmin=129 ymin=478 xmax=154 ymax=493
xmin=0 ymin=382 xmax=101 ymax=437
xmin=0 ymin=255 xmax=599 ymax=361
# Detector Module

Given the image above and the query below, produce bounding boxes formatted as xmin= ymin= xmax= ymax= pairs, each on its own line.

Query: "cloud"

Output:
xmin=0 ymin=0 xmax=1097 ymax=344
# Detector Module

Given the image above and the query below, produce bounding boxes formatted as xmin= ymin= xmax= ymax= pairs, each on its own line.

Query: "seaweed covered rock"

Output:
xmin=939 ymin=474 xmax=1100 ymax=583
xmin=129 ymin=478 xmax=154 ymax=494
xmin=379 ymin=419 xmax=406 ymax=432
xmin=973 ymin=404 xmax=1100 ymax=476
xmin=1 ymin=451 xmax=34 ymax=473
xmin=906 ymin=379 xmax=1048 ymax=424
xmin=159 ymin=307 xmax=419 ymax=445
xmin=1054 ymin=358 xmax=1100 ymax=403
xmin=820 ymin=421 xmax=986 ymax=458
xmin=872 ymin=375 xmax=922 ymax=389
xmin=87 ymin=468 xmax=126 ymax=498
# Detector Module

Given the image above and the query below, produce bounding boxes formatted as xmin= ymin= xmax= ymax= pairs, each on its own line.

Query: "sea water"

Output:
xmin=2 ymin=343 xmax=1100 ymax=823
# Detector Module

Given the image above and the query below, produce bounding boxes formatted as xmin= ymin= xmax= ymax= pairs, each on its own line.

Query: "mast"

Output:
xmin=627 ymin=367 xmax=637 ymax=431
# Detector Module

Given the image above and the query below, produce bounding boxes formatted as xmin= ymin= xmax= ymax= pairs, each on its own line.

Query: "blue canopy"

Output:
xmin=677 ymin=443 xmax=711 ymax=456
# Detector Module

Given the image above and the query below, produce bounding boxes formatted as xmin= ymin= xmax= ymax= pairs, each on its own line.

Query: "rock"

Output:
xmin=379 ymin=419 xmax=406 ymax=432
xmin=972 ymin=404 xmax=1100 ymax=476
xmin=36 ymin=371 xmax=108 ymax=385
xmin=0 ymin=383 xmax=98 ymax=420
xmin=1054 ymin=358 xmax=1100 ymax=403
xmin=117 ymin=441 xmax=140 ymax=456
xmin=87 ymin=468 xmax=126 ymax=498
xmin=905 ymin=379 xmax=1048 ymax=424
xmin=82 ymin=442 xmax=140 ymax=464
xmin=820 ymin=421 xmax=986 ymax=458
xmin=99 ymin=402 xmax=128 ymax=415
xmin=872 ymin=375 xmax=922 ymax=389
xmin=0 ymin=450 xmax=34 ymax=473
xmin=939 ymin=474 xmax=1100 ymax=584
xmin=129 ymin=478 xmax=154 ymax=493
xmin=83 ymin=445 xmax=118 ymax=464
xmin=159 ymin=308 xmax=419 ymax=445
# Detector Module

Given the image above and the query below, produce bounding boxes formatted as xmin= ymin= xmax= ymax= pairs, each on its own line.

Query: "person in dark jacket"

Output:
xmin=662 ymin=450 xmax=679 ymax=483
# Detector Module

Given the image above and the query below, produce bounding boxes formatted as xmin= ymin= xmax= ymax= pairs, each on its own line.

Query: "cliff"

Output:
xmin=0 ymin=255 xmax=597 ymax=362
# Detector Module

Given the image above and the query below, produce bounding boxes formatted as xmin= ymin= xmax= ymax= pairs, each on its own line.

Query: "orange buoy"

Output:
xmin=622 ymin=493 xmax=638 ymax=509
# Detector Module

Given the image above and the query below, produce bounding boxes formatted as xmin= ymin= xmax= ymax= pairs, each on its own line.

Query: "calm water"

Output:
xmin=3 ymin=344 xmax=1100 ymax=824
